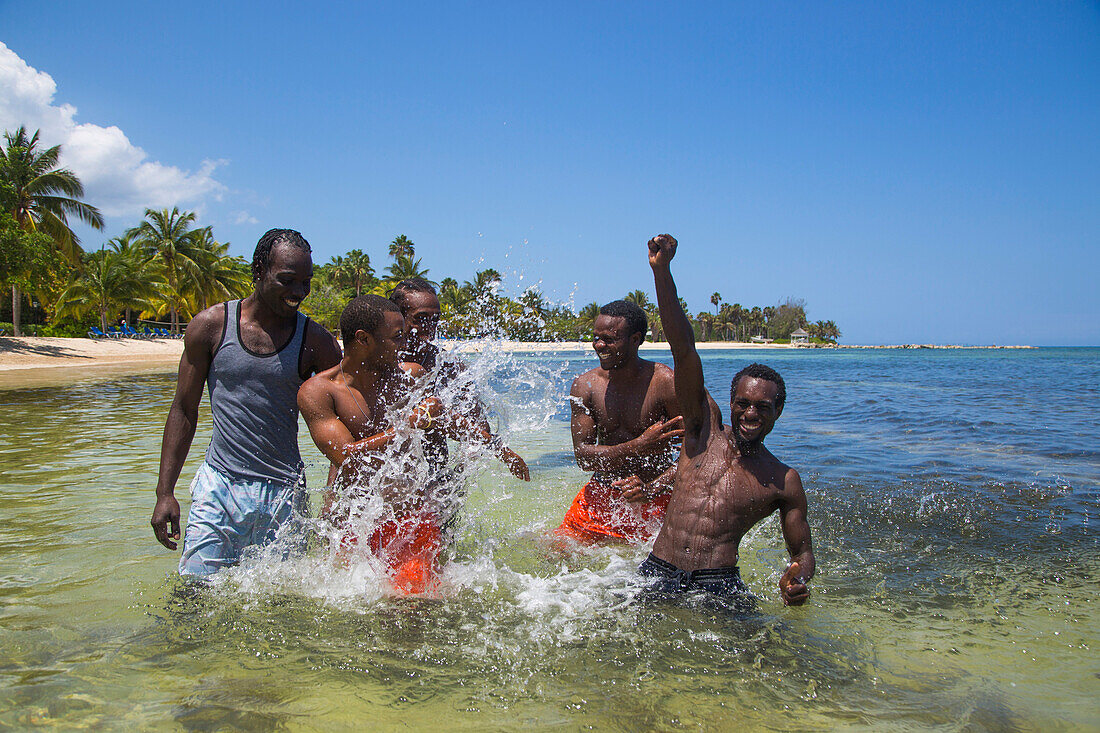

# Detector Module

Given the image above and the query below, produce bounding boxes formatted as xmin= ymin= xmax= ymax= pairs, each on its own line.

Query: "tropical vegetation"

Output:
xmin=1 ymin=124 xmax=840 ymax=344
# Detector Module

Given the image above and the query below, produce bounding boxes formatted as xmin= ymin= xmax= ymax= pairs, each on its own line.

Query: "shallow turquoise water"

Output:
xmin=0 ymin=347 xmax=1096 ymax=730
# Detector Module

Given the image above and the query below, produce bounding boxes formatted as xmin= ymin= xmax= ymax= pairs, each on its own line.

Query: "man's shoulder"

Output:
xmin=184 ymin=304 xmax=228 ymax=348
xmin=647 ymin=360 xmax=676 ymax=386
xmin=299 ymin=365 xmax=340 ymax=397
xmin=571 ymin=366 xmax=607 ymax=391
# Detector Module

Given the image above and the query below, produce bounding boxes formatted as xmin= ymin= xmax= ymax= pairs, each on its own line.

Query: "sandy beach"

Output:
xmin=0 ymin=335 xmax=1032 ymax=389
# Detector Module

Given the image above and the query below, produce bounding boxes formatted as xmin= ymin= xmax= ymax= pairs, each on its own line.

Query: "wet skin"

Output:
xmin=394 ymin=290 xmax=529 ymax=482
xmin=150 ymin=242 xmax=342 ymax=550
xmin=570 ymin=314 xmax=683 ymax=502
xmin=648 ymin=233 xmax=814 ymax=605
xmin=297 ymin=311 xmax=442 ymax=514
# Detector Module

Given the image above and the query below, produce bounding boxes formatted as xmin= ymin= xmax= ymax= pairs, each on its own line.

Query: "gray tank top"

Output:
xmin=204 ymin=300 xmax=309 ymax=484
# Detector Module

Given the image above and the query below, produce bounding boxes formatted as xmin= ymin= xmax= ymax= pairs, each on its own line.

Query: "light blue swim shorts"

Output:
xmin=178 ymin=461 xmax=307 ymax=577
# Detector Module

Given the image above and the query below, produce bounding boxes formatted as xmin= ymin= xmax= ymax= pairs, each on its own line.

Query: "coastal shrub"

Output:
xmin=5 ymin=323 xmax=43 ymax=336
xmin=40 ymin=313 xmax=98 ymax=338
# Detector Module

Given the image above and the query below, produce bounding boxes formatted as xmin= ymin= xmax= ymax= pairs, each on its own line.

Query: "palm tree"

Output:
xmin=1 ymin=126 xmax=104 ymax=335
xmin=105 ymin=231 xmax=154 ymax=326
xmin=183 ymin=227 xmax=251 ymax=314
xmin=711 ymin=292 xmax=722 ymax=316
xmin=696 ymin=312 xmax=714 ymax=341
xmin=577 ymin=301 xmax=600 ymax=338
xmin=624 ymin=289 xmax=651 ymax=309
xmin=333 ymin=248 xmax=374 ymax=296
xmin=55 ymin=248 xmax=157 ymax=333
xmin=389 ymin=234 xmax=415 ymax=261
xmin=383 ymin=254 xmax=433 ymax=290
xmin=129 ymin=207 xmax=200 ymax=333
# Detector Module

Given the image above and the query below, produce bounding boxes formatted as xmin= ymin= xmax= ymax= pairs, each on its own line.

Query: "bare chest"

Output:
xmin=590 ymin=385 xmax=668 ymax=442
xmin=670 ymin=446 xmax=782 ymax=531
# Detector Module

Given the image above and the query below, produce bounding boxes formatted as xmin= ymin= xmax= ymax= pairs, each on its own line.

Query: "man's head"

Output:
xmin=340 ymin=294 xmax=405 ymax=368
xmin=389 ymin=278 xmax=441 ymax=348
xmin=592 ymin=300 xmax=647 ymax=370
xmin=251 ymin=229 xmax=313 ymax=318
xmin=730 ymin=363 xmax=786 ymax=455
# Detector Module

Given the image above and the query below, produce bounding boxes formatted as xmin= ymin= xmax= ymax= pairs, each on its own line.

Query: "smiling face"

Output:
xmin=730 ymin=376 xmax=781 ymax=452
xmin=255 ymin=243 xmax=313 ymax=318
xmin=592 ymin=314 xmax=642 ymax=370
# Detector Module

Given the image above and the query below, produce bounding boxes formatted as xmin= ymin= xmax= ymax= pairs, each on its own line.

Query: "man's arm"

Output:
xmin=301 ymin=321 xmax=342 ymax=379
xmin=299 ymin=375 xmax=445 ymax=467
xmin=150 ymin=309 xmax=219 ymax=550
xmin=778 ymin=468 xmax=816 ymax=606
xmin=569 ymin=376 xmax=683 ymax=473
xmin=648 ymin=234 xmax=710 ymax=446
xmin=613 ymin=462 xmax=676 ymax=503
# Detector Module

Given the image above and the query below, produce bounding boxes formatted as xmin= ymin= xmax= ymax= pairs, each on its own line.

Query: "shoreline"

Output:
xmin=0 ymin=336 xmax=1040 ymax=388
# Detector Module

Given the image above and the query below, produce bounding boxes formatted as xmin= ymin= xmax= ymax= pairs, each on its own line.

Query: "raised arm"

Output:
xmin=151 ymin=307 xmax=219 ymax=550
xmin=648 ymin=234 xmax=709 ymax=441
xmin=778 ymin=468 xmax=816 ymax=606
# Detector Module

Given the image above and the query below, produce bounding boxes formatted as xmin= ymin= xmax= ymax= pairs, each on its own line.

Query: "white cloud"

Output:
xmin=0 ymin=42 xmax=225 ymax=218
xmin=232 ymin=210 xmax=259 ymax=225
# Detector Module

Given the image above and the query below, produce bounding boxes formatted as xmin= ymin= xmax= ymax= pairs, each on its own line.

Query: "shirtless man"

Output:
xmin=298 ymin=294 xmax=511 ymax=594
xmin=645 ymin=234 xmax=814 ymax=605
xmin=150 ymin=228 xmax=341 ymax=576
xmin=388 ymin=277 xmax=529 ymax=483
xmin=556 ymin=300 xmax=683 ymax=545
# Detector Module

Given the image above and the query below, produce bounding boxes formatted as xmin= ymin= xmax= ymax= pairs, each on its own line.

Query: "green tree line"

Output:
xmin=1 ymin=124 xmax=840 ymax=343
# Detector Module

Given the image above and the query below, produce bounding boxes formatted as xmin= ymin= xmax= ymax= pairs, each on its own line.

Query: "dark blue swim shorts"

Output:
xmin=638 ymin=553 xmax=751 ymax=597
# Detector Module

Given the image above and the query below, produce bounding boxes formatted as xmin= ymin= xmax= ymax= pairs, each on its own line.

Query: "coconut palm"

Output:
xmin=383 ymin=254 xmax=433 ymax=291
xmin=696 ymin=312 xmax=714 ymax=341
xmin=333 ymin=248 xmax=374 ymax=296
xmin=55 ymin=248 xmax=158 ymax=333
xmin=711 ymin=292 xmax=722 ymax=315
xmin=105 ymin=231 xmax=157 ymax=326
xmin=389 ymin=234 xmax=415 ymax=261
xmin=1 ymin=126 xmax=104 ymax=335
xmin=183 ymin=227 xmax=251 ymax=314
xmin=129 ymin=207 xmax=201 ymax=333
xmin=624 ymin=289 xmax=651 ymax=309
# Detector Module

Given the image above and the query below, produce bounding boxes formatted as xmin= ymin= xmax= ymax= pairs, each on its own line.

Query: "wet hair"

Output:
xmin=599 ymin=300 xmax=648 ymax=339
xmin=388 ymin=277 xmax=438 ymax=312
xmin=251 ymin=229 xmax=312 ymax=280
xmin=340 ymin=294 xmax=401 ymax=342
xmin=731 ymin=363 xmax=786 ymax=413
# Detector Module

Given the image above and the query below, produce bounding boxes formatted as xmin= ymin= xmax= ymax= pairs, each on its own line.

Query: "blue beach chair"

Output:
xmin=88 ymin=327 xmax=107 ymax=338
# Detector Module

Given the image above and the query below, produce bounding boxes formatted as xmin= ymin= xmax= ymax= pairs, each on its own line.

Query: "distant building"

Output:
xmin=790 ymin=327 xmax=810 ymax=345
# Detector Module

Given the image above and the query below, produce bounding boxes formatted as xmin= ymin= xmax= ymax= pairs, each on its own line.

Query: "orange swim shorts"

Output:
xmin=339 ymin=513 xmax=443 ymax=595
xmin=555 ymin=478 xmax=669 ymax=545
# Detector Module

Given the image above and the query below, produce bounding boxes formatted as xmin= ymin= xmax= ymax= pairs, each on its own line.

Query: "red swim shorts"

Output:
xmin=340 ymin=513 xmax=443 ymax=595
xmin=555 ymin=479 xmax=669 ymax=545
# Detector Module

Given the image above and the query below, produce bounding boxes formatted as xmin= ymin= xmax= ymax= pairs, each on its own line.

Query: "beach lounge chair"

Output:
xmin=88 ymin=327 xmax=107 ymax=338
xmin=106 ymin=327 xmax=124 ymax=339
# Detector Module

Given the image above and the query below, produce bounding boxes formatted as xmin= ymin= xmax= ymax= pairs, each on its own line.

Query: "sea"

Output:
xmin=0 ymin=346 xmax=1096 ymax=730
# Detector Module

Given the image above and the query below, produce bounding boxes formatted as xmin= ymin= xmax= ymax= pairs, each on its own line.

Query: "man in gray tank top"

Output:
xmin=150 ymin=229 xmax=342 ymax=576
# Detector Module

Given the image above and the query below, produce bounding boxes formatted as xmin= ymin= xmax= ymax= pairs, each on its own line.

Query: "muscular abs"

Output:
xmin=652 ymin=423 xmax=786 ymax=570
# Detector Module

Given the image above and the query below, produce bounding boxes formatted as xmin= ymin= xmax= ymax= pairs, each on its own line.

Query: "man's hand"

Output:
xmin=612 ymin=474 xmax=652 ymax=503
xmin=648 ymin=233 xmax=678 ymax=269
xmin=151 ymin=494 xmax=182 ymax=550
xmin=635 ymin=415 xmax=684 ymax=453
xmin=409 ymin=397 xmax=444 ymax=429
xmin=779 ymin=561 xmax=810 ymax=606
xmin=500 ymin=446 xmax=531 ymax=481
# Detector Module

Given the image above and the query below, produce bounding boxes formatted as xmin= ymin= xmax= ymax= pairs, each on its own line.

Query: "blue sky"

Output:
xmin=2 ymin=2 xmax=1097 ymax=345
